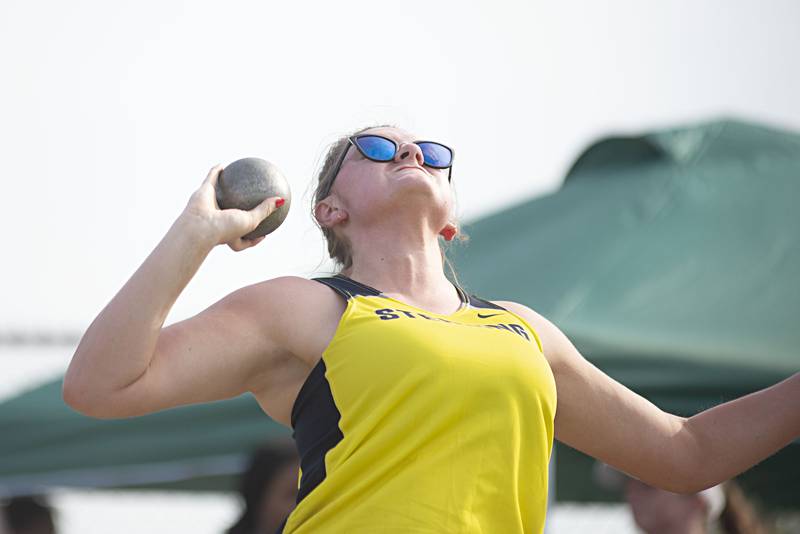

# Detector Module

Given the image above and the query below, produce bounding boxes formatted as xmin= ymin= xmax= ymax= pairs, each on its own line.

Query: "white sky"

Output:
xmin=2 ymin=2 xmax=800 ymax=532
xmin=2 ymin=0 xmax=799 ymax=332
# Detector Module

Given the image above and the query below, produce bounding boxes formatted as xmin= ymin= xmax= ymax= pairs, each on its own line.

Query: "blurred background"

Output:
xmin=1 ymin=0 xmax=798 ymax=532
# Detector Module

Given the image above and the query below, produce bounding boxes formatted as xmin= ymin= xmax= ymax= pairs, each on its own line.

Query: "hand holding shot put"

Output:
xmin=183 ymin=159 xmax=290 ymax=251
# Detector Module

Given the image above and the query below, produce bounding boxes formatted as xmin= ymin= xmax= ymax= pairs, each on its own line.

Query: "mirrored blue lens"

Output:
xmin=417 ymin=142 xmax=452 ymax=168
xmin=355 ymin=136 xmax=396 ymax=161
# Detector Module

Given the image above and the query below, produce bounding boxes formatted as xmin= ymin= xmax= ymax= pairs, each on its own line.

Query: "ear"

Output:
xmin=314 ymin=197 xmax=349 ymax=229
xmin=439 ymin=222 xmax=457 ymax=241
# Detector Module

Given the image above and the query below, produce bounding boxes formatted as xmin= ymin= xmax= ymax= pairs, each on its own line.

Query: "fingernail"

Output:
xmin=276 ymin=198 xmax=285 ymax=207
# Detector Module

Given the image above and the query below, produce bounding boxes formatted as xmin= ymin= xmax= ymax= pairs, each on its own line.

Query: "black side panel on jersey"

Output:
xmin=290 ymin=357 xmax=342 ymax=505
xmin=285 ymin=275 xmax=383 ymax=516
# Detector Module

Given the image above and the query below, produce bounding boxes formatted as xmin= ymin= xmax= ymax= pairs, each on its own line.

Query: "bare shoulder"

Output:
xmin=234 ymin=275 xmax=347 ymax=426
xmin=238 ymin=275 xmax=342 ymax=320
xmin=238 ymin=275 xmax=346 ymax=363
xmin=243 ymin=274 xmax=333 ymax=303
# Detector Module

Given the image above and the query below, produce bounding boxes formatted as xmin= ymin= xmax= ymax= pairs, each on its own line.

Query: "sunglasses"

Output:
xmin=330 ymin=134 xmax=455 ymax=185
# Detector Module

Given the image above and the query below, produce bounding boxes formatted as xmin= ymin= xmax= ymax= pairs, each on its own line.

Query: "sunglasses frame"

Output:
xmin=329 ymin=134 xmax=455 ymax=186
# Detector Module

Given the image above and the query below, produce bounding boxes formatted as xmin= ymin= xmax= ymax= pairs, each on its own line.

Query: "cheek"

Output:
xmin=442 ymin=186 xmax=456 ymax=215
xmin=346 ymin=181 xmax=385 ymax=214
xmin=338 ymin=167 xmax=386 ymax=208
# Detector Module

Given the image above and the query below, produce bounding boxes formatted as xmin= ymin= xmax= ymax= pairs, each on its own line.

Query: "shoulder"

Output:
xmin=239 ymin=275 xmax=340 ymax=302
xmin=234 ymin=275 xmax=348 ymax=369
xmin=231 ymin=275 xmax=346 ymax=328
xmin=490 ymin=299 xmax=556 ymax=335
xmin=490 ymin=300 xmax=572 ymax=366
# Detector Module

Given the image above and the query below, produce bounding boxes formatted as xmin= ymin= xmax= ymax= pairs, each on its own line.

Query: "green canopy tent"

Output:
xmin=0 ymin=378 xmax=291 ymax=495
xmin=1 ymin=118 xmax=797 ymax=510
xmin=450 ymin=118 xmax=800 ymax=508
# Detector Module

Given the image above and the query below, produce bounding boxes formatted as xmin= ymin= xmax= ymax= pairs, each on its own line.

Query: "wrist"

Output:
xmin=173 ymin=212 xmax=220 ymax=251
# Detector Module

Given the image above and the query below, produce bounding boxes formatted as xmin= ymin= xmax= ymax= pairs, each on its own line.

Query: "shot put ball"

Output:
xmin=215 ymin=157 xmax=291 ymax=239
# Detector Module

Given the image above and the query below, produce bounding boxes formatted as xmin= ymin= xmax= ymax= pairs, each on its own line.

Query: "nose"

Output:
xmin=394 ymin=142 xmax=425 ymax=167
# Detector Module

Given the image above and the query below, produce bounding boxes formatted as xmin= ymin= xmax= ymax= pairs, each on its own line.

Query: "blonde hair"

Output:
xmin=310 ymin=124 xmax=469 ymax=287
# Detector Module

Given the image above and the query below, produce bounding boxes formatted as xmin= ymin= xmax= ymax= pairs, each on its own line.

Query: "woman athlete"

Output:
xmin=63 ymin=125 xmax=800 ymax=534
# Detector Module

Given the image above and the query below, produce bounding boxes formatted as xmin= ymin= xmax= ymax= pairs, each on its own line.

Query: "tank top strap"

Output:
xmin=466 ymin=294 xmax=507 ymax=310
xmin=311 ymin=274 xmax=383 ymax=300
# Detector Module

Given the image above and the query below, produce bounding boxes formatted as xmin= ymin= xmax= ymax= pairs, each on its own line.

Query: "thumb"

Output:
xmin=251 ymin=196 xmax=285 ymax=222
xmin=202 ymin=164 xmax=224 ymax=188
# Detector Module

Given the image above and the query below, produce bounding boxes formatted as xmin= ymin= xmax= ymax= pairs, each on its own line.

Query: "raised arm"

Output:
xmin=496 ymin=300 xmax=800 ymax=494
xmin=63 ymin=165 xmax=285 ymax=418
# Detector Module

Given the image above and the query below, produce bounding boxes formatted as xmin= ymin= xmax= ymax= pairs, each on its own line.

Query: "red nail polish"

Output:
xmin=276 ymin=198 xmax=285 ymax=207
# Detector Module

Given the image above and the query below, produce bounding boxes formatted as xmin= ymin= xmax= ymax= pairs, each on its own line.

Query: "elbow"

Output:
xmin=665 ymin=475 xmax=718 ymax=495
xmin=62 ymin=377 xmax=99 ymax=417
xmin=62 ymin=364 xmax=83 ymax=409
xmin=659 ymin=478 xmax=705 ymax=496
xmin=672 ymin=458 xmax=722 ymax=495
xmin=639 ymin=470 xmax=704 ymax=496
xmin=664 ymin=420 xmax=712 ymax=495
xmin=63 ymin=385 xmax=89 ymax=416
xmin=63 ymin=350 xmax=93 ymax=415
xmin=62 ymin=369 xmax=114 ymax=419
xmin=62 ymin=386 xmax=120 ymax=419
xmin=62 ymin=367 xmax=145 ymax=420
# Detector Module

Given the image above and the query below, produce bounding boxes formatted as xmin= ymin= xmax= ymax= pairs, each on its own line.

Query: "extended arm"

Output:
xmin=497 ymin=300 xmax=799 ymax=494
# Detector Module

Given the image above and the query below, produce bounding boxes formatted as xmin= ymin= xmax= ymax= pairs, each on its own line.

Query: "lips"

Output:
xmin=396 ymin=166 xmax=429 ymax=175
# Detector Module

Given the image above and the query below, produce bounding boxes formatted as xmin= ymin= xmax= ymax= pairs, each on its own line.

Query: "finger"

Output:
xmin=245 ymin=196 xmax=280 ymax=229
xmin=228 ymin=234 xmax=263 ymax=252
xmin=250 ymin=196 xmax=284 ymax=223
xmin=202 ymin=164 xmax=224 ymax=187
xmin=228 ymin=238 xmax=246 ymax=252
xmin=197 ymin=164 xmax=224 ymax=210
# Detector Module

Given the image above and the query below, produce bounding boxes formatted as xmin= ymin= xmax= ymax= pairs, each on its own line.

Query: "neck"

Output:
xmin=341 ymin=220 xmax=459 ymax=314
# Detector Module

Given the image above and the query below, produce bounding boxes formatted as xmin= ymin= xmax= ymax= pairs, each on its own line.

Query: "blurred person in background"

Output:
xmin=226 ymin=441 xmax=300 ymax=534
xmin=595 ymin=461 xmax=772 ymax=534
xmin=0 ymin=496 xmax=56 ymax=534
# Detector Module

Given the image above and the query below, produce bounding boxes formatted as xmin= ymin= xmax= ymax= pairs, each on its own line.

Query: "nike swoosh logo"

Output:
xmin=477 ymin=313 xmax=502 ymax=319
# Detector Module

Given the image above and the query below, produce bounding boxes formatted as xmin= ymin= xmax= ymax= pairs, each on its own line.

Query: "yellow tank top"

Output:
xmin=277 ymin=274 xmax=557 ymax=533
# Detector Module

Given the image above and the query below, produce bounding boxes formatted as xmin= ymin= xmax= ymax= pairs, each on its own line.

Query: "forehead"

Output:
xmin=358 ymin=126 xmax=418 ymax=144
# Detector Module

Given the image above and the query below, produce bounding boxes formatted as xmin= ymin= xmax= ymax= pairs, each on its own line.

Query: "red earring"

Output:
xmin=440 ymin=227 xmax=457 ymax=241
